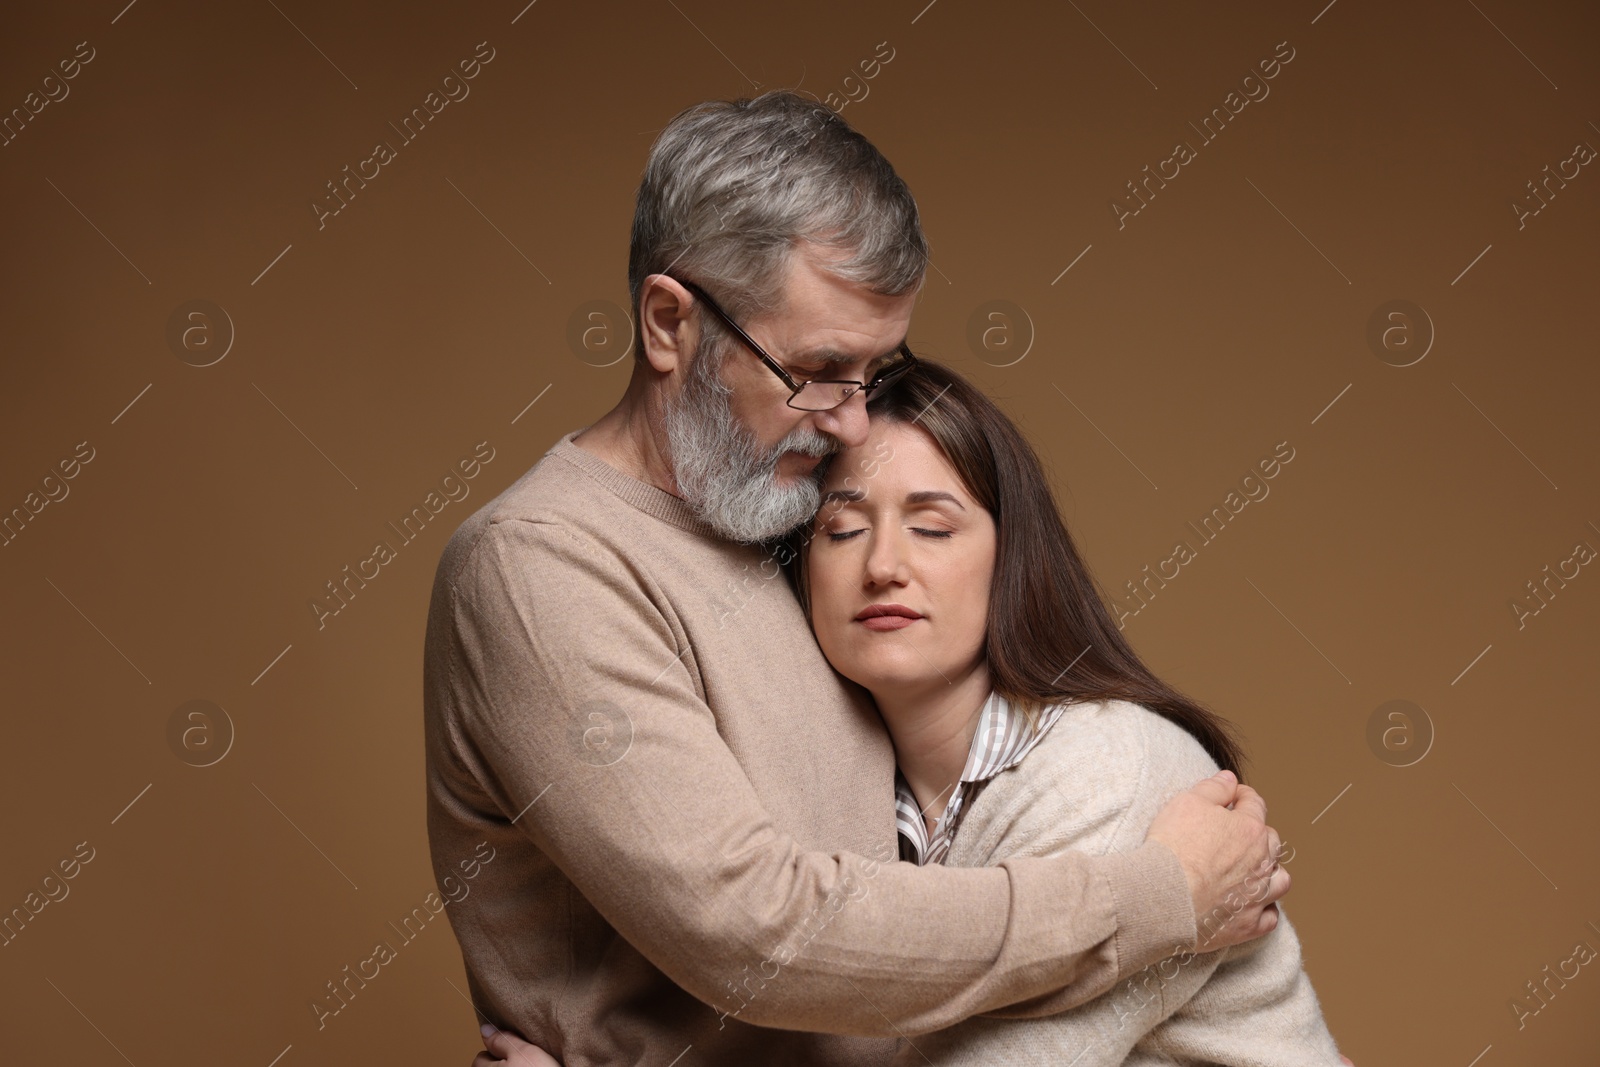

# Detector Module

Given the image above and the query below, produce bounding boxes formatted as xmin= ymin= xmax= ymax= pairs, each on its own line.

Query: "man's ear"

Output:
xmin=638 ymin=274 xmax=696 ymax=375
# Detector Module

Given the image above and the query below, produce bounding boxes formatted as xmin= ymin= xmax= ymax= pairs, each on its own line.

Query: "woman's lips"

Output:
xmin=855 ymin=604 xmax=923 ymax=630
xmin=857 ymin=615 xmax=920 ymax=631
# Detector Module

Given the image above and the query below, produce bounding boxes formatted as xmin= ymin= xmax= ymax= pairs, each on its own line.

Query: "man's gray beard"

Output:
xmin=662 ymin=340 xmax=839 ymax=543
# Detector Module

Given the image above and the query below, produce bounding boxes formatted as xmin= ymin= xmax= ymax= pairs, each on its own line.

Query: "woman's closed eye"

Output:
xmin=824 ymin=527 xmax=955 ymax=542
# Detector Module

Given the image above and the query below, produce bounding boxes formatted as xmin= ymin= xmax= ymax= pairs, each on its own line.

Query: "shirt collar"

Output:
xmin=960 ymin=690 xmax=1065 ymax=785
xmin=894 ymin=691 xmax=1068 ymax=864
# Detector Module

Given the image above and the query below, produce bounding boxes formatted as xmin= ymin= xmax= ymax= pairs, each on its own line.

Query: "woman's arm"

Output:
xmin=885 ymin=700 xmax=1344 ymax=1064
xmin=1128 ymin=908 xmax=1345 ymax=1065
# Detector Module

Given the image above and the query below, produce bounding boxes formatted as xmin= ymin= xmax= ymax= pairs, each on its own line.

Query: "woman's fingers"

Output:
xmin=479 ymin=1023 xmax=563 ymax=1066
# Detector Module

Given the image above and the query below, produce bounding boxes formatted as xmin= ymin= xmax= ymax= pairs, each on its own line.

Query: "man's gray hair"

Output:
xmin=627 ymin=90 xmax=928 ymax=360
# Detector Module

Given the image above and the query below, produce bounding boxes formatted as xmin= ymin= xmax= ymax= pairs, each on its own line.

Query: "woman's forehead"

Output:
xmin=822 ymin=421 xmax=965 ymax=497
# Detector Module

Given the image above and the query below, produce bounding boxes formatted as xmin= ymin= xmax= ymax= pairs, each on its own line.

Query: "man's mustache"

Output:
xmin=774 ymin=430 xmax=842 ymax=461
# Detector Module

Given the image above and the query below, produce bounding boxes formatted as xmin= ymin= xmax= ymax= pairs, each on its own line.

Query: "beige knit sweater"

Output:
xmin=892 ymin=697 xmax=1345 ymax=1066
xmin=423 ymin=432 xmax=1200 ymax=1067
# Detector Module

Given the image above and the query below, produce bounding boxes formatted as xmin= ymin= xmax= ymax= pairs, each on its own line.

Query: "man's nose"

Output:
xmin=818 ymin=390 xmax=871 ymax=449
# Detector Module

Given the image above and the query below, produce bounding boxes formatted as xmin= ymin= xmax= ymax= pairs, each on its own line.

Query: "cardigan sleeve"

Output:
xmin=1126 ymin=908 xmax=1345 ymax=1065
xmin=890 ymin=700 xmax=1341 ymax=1064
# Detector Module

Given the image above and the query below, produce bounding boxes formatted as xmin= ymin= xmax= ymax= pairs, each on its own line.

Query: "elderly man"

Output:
xmin=424 ymin=90 xmax=1288 ymax=1067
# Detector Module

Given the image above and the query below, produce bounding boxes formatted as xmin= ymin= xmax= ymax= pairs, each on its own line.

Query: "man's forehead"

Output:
xmin=763 ymin=245 xmax=918 ymax=359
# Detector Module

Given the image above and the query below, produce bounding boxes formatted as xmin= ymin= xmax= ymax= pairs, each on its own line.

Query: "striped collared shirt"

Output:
xmin=895 ymin=690 xmax=1069 ymax=866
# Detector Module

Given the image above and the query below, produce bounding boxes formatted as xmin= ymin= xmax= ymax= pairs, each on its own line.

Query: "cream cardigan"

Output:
xmin=893 ymin=697 xmax=1345 ymax=1066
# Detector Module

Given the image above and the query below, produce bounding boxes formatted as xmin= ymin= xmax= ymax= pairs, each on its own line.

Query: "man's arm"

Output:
xmin=440 ymin=518 xmax=1277 ymax=1035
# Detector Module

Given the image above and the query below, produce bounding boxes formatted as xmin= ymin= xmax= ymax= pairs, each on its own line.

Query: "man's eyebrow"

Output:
xmin=790 ymin=340 xmax=907 ymax=366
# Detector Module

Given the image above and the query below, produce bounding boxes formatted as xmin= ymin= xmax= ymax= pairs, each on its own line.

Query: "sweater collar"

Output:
xmin=549 ymin=430 xmax=724 ymax=541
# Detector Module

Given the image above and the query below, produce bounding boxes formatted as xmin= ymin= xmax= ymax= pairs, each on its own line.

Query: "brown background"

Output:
xmin=1 ymin=0 xmax=1596 ymax=1063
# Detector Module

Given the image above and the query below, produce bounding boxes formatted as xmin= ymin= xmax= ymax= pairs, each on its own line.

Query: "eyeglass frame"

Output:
xmin=669 ymin=276 xmax=919 ymax=411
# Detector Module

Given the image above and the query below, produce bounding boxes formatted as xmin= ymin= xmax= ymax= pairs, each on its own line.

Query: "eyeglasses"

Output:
xmin=672 ymin=277 xmax=919 ymax=411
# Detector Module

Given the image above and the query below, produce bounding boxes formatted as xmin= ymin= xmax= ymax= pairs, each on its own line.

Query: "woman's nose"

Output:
xmin=864 ymin=528 xmax=909 ymax=586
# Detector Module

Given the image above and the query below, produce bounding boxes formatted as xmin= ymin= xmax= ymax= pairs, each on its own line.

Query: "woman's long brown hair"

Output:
xmin=783 ymin=357 xmax=1247 ymax=777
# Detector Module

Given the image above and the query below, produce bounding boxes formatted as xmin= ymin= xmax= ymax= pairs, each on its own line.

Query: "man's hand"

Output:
xmin=471 ymin=1024 xmax=561 ymax=1067
xmin=1146 ymin=770 xmax=1290 ymax=951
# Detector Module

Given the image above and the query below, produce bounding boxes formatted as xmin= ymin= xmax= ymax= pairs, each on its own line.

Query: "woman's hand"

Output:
xmin=463 ymin=1020 xmax=1346 ymax=1067
xmin=470 ymin=1023 xmax=561 ymax=1067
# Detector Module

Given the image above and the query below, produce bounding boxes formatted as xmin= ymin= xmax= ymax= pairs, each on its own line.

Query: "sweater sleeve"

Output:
xmin=887 ymin=701 xmax=1339 ymax=1065
xmin=441 ymin=519 xmax=1198 ymax=1037
xmin=1127 ymin=909 xmax=1345 ymax=1066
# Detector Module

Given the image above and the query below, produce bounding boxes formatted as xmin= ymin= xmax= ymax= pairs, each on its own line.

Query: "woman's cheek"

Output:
xmin=814 ymin=616 xmax=853 ymax=681
xmin=814 ymin=575 xmax=854 ymax=661
xmin=934 ymin=558 xmax=981 ymax=660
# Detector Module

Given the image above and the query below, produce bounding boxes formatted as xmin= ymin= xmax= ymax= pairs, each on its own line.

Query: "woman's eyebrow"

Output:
xmin=905 ymin=490 xmax=965 ymax=510
xmin=818 ymin=488 xmax=966 ymax=509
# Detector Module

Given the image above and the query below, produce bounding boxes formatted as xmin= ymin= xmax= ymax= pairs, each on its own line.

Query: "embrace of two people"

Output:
xmin=423 ymin=90 xmax=1352 ymax=1066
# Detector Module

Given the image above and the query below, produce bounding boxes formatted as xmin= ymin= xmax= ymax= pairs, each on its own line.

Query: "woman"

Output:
xmin=478 ymin=358 xmax=1346 ymax=1065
